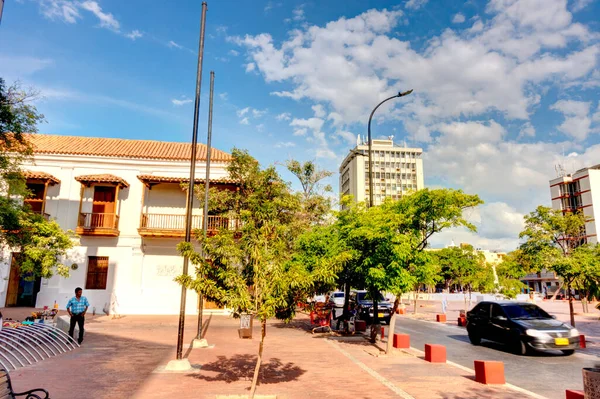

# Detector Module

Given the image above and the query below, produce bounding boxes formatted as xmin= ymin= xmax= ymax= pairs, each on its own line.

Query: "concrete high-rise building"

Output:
xmin=339 ymin=135 xmax=424 ymax=206
xmin=549 ymin=164 xmax=600 ymax=244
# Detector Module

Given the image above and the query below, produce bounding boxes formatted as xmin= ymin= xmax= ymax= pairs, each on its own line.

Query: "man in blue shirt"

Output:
xmin=66 ymin=287 xmax=89 ymax=344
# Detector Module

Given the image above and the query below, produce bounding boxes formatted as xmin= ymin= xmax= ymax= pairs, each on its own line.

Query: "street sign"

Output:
xmin=238 ymin=313 xmax=253 ymax=339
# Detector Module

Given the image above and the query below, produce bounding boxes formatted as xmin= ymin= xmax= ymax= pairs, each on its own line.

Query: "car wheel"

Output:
xmin=468 ymin=329 xmax=481 ymax=345
xmin=514 ymin=339 xmax=528 ymax=356
xmin=561 ymin=349 xmax=575 ymax=356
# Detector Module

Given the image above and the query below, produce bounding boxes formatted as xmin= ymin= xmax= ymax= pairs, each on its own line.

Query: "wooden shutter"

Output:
xmin=86 ymin=256 xmax=109 ymax=290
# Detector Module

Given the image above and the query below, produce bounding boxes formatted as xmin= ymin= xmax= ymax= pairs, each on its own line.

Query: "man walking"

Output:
xmin=67 ymin=287 xmax=89 ymax=344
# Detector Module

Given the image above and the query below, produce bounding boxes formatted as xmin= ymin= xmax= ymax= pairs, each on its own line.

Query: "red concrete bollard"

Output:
xmin=381 ymin=326 xmax=385 ymax=340
xmin=565 ymin=390 xmax=584 ymax=399
xmin=393 ymin=333 xmax=410 ymax=349
xmin=355 ymin=320 xmax=367 ymax=332
xmin=310 ymin=311 xmax=315 ymax=324
xmin=436 ymin=314 xmax=447 ymax=322
xmin=458 ymin=316 xmax=467 ymax=327
xmin=425 ymin=344 xmax=446 ymax=363
xmin=580 ymin=335 xmax=586 ymax=349
xmin=474 ymin=361 xmax=505 ymax=385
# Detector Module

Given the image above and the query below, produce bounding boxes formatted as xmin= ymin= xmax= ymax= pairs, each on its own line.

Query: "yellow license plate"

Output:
xmin=378 ymin=313 xmax=384 ymax=318
xmin=555 ymin=338 xmax=569 ymax=346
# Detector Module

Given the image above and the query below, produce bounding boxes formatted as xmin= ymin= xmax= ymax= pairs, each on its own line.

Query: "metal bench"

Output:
xmin=0 ymin=369 xmax=49 ymax=399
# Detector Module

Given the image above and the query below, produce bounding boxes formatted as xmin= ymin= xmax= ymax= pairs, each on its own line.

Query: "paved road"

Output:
xmin=392 ymin=317 xmax=595 ymax=399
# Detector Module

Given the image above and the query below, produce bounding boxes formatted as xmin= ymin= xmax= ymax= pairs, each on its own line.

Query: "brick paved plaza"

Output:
xmin=2 ymin=308 xmax=543 ymax=399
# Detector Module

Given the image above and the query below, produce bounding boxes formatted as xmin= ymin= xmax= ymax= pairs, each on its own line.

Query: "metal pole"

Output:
xmin=197 ymin=71 xmax=215 ymax=339
xmin=176 ymin=1 xmax=208 ymax=361
xmin=366 ymin=90 xmax=413 ymax=208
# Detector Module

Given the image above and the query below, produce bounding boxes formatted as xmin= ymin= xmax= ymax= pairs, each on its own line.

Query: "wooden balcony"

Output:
xmin=77 ymin=213 xmax=120 ymax=237
xmin=138 ymin=213 xmax=238 ymax=238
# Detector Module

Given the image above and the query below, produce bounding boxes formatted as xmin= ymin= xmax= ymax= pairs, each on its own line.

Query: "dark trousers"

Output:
xmin=69 ymin=314 xmax=85 ymax=343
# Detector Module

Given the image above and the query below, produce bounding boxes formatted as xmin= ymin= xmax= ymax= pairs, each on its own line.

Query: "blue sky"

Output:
xmin=1 ymin=0 xmax=600 ymax=250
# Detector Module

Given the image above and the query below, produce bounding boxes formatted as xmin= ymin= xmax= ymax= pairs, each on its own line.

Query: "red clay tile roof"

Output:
xmin=22 ymin=170 xmax=60 ymax=185
xmin=75 ymin=174 xmax=130 ymax=188
xmin=137 ymin=175 xmax=238 ymax=185
xmin=27 ymin=134 xmax=232 ymax=162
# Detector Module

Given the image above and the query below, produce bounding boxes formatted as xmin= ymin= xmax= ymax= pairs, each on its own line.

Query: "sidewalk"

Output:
xmin=4 ymin=308 xmax=540 ymax=399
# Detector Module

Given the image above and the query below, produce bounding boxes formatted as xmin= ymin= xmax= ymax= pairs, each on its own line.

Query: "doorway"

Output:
xmin=5 ymin=253 xmax=41 ymax=307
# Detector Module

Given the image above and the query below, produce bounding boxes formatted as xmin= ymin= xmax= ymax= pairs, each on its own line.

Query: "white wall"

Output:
xmin=1 ymin=153 xmax=229 ymax=314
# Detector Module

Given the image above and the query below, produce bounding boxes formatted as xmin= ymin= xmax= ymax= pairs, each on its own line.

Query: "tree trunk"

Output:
xmin=370 ymin=299 xmax=380 ymax=343
xmin=567 ymin=283 xmax=575 ymax=327
xmin=249 ymin=319 xmax=267 ymax=399
xmin=550 ymin=281 xmax=563 ymax=301
xmin=413 ymin=291 xmax=418 ymax=314
xmin=386 ymin=298 xmax=399 ymax=355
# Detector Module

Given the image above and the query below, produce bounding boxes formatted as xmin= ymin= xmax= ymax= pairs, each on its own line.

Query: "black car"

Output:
xmin=466 ymin=301 xmax=579 ymax=355
xmin=350 ymin=290 xmax=392 ymax=324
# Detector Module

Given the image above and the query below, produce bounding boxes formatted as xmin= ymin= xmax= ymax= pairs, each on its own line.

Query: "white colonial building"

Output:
xmin=0 ymin=133 xmax=236 ymax=315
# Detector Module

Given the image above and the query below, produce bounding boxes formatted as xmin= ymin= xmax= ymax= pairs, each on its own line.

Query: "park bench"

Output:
xmin=0 ymin=369 xmax=49 ymax=399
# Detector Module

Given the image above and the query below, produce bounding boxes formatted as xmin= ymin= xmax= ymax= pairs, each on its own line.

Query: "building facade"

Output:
xmin=0 ymin=134 xmax=236 ymax=315
xmin=549 ymin=164 xmax=600 ymax=244
xmin=339 ymin=136 xmax=424 ymax=206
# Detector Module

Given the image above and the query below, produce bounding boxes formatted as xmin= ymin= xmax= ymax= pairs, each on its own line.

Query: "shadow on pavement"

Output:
xmin=187 ymin=354 xmax=305 ymax=386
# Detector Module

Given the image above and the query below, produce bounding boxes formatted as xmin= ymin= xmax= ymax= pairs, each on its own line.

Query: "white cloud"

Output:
xmin=125 ymin=30 xmax=143 ymax=40
xmin=219 ymin=92 xmax=228 ymax=101
xmin=519 ymin=122 xmax=536 ymax=138
xmin=292 ymin=5 xmax=305 ymax=21
xmin=39 ymin=0 xmax=80 ymax=23
xmin=572 ymin=0 xmax=593 ymax=12
xmin=256 ymin=123 xmax=265 ymax=132
xmin=228 ymin=49 xmax=240 ymax=56
xmin=452 ymin=13 xmax=466 ymax=23
xmin=216 ymin=25 xmax=228 ymax=35
xmin=80 ymin=1 xmax=120 ymax=31
xmin=237 ymin=107 xmax=251 ymax=117
xmin=252 ymin=108 xmax=267 ymax=118
xmin=275 ymin=141 xmax=296 ymax=148
xmin=276 ymin=112 xmax=291 ymax=121
xmin=239 ymin=117 xmax=250 ymax=125
xmin=405 ymin=0 xmax=429 ymax=10
xmin=171 ymin=98 xmax=192 ymax=106
xmin=335 ymin=130 xmax=357 ymax=145
xmin=245 ymin=62 xmax=257 ymax=72
xmin=312 ymin=104 xmax=326 ymax=118
xmin=551 ymin=99 xmax=592 ymax=140
xmin=168 ymin=41 xmax=183 ymax=49
xmin=0 ymin=55 xmax=54 ymax=78
xmin=293 ymin=128 xmax=308 ymax=136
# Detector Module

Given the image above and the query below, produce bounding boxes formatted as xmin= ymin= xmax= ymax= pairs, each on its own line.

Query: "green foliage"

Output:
xmin=3 ymin=207 xmax=74 ymax=279
xmin=177 ymin=149 xmax=335 ymax=323
xmin=494 ymin=251 xmax=527 ymax=298
xmin=285 ymin=159 xmax=333 ymax=226
xmin=0 ymin=78 xmax=41 ymax=194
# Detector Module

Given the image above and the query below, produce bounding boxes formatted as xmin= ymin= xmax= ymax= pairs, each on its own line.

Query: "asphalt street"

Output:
xmin=392 ymin=317 xmax=595 ymax=399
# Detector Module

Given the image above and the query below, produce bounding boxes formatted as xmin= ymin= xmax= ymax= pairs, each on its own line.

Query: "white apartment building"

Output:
xmin=549 ymin=164 xmax=600 ymax=244
xmin=339 ymin=136 xmax=424 ymax=206
xmin=0 ymin=134 xmax=236 ymax=315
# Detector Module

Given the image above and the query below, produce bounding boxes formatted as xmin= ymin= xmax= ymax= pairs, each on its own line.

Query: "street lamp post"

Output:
xmin=366 ymin=90 xmax=413 ymax=208
xmin=365 ymin=89 xmax=412 ymax=344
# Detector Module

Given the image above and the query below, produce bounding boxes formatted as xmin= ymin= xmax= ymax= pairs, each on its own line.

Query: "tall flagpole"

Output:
xmin=197 ymin=71 xmax=215 ymax=340
xmin=175 ymin=1 xmax=208 ymax=362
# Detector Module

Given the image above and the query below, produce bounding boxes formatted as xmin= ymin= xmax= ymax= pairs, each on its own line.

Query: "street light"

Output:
xmin=366 ymin=90 xmax=413 ymax=208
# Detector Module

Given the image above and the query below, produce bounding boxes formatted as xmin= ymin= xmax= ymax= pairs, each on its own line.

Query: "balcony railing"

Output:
xmin=138 ymin=213 xmax=239 ymax=237
xmin=77 ymin=213 xmax=120 ymax=236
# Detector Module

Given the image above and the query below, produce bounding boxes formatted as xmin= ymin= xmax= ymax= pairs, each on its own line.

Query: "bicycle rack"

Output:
xmin=0 ymin=323 xmax=79 ymax=371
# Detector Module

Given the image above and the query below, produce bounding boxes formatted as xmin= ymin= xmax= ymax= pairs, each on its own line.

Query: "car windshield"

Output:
xmin=502 ymin=304 xmax=552 ymax=319
xmin=332 ymin=293 xmax=344 ymax=298
xmin=357 ymin=292 xmax=385 ymax=301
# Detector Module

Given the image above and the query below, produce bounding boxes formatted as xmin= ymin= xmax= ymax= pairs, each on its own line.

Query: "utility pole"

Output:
xmin=169 ymin=2 xmax=208 ymax=369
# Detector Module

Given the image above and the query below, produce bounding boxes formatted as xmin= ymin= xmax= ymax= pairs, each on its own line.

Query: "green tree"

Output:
xmin=285 ymin=159 xmax=333 ymax=226
xmin=177 ymin=150 xmax=332 ymax=398
xmin=519 ymin=206 xmax=588 ymax=326
xmin=494 ymin=250 xmax=528 ymax=299
xmin=1 ymin=78 xmax=74 ymax=278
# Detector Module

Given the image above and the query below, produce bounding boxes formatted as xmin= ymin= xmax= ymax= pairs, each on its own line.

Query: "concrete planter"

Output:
xmin=583 ymin=368 xmax=600 ymax=399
